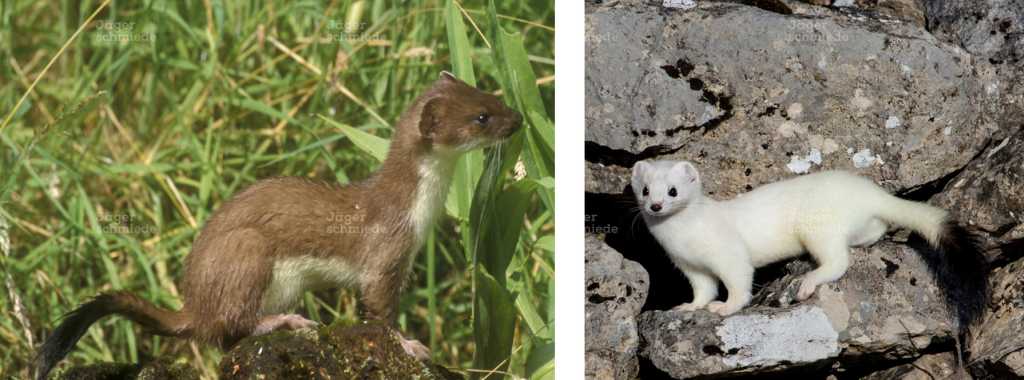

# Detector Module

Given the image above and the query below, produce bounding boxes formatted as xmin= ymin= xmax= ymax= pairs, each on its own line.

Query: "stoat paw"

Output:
xmin=254 ymin=314 xmax=320 ymax=335
xmin=707 ymin=301 xmax=741 ymax=316
xmin=399 ymin=337 xmax=431 ymax=361
xmin=794 ymin=284 xmax=819 ymax=301
xmin=796 ymin=283 xmax=818 ymax=301
xmin=672 ymin=303 xmax=701 ymax=312
xmin=282 ymin=314 xmax=319 ymax=330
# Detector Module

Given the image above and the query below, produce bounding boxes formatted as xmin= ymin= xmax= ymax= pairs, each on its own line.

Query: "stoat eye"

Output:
xmin=642 ymin=186 xmax=649 ymax=197
xmin=669 ymin=187 xmax=677 ymax=197
xmin=475 ymin=113 xmax=491 ymax=125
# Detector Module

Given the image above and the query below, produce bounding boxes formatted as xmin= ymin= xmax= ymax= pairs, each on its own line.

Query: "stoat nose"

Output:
xmin=502 ymin=111 xmax=524 ymax=138
xmin=650 ymin=203 xmax=662 ymax=212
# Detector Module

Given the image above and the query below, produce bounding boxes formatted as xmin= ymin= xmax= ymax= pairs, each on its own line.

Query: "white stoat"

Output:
xmin=631 ymin=160 xmax=988 ymax=331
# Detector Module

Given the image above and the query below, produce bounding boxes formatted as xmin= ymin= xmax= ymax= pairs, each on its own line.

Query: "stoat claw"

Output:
xmin=253 ymin=314 xmax=319 ymax=335
xmin=285 ymin=314 xmax=320 ymax=330
xmin=707 ymin=301 xmax=741 ymax=316
xmin=672 ymin=303 xmax=701 ymax=312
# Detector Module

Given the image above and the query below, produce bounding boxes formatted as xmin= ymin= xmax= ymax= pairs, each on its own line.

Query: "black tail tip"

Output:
xmin=35 ymin=327 xmax=67 ymax=380
xmin=930 ymin=221 xmax=991 ymax=333
xmin=34 ymin=294 xmax=118 ymax=380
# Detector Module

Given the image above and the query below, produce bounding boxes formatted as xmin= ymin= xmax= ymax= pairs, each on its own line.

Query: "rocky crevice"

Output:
xmin=585 ymin=141 xmax=685 ymax=168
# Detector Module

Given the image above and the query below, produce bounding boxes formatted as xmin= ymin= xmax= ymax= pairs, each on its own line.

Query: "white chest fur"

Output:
xmin=408 ymin=154 xmax=456 ymax=248
xmin=261 ymin=256 xmax=360 ymax=314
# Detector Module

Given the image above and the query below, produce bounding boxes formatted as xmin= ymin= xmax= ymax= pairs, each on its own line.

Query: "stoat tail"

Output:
xmin=35 ymin=291 xmax=190 ymax=380
xmin=876 ymin=195 xmax=990 ymax=334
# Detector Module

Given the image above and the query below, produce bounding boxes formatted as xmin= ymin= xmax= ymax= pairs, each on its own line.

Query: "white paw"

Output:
xmin=672 ymin=303 xmax=701 ymax=312
xmin=706 ymin=301 xmax=741 ymax=316
xmin=399 ymin=337 xmax=431 ymax=361
xmin=796 ymin=282 xmax=818 ymax=301
xmin=282 ymin=314 xmax=319 ymax=330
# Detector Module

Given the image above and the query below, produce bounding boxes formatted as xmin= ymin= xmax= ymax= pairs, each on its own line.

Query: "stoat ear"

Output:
xmin=439 ymin=71 xmax=458 ymax=83
xmin=419 ymin=97 xmax=444 ymax=142
xmin=632 ymin=161 xmax=650 ymax=178
xmin=673 ymin=161 xmax=700 ymax=183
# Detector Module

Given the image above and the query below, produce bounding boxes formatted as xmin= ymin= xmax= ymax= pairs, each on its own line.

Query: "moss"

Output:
xmin=58 ymin=359 xmax=198 ymax=380
xmin=58 ymin=363 xmax=137 ymax=380
xmin=219 ymin=321 xmax=462 ymax=380
xmin=58 ymin=322 xmax=458 ymax=379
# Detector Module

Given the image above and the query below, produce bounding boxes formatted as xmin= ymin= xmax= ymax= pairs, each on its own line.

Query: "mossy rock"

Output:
xmin=219 ymin=321 xmax=463 ymax=380
xmin=58 ymin=359 xmax=198 ymax=380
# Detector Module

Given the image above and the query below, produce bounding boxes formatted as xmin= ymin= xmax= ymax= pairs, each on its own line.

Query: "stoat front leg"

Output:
xmin=706 ymin=253 xmax=754 ymax=317
xmin=360 ymin=266 xmax=432 ymax=361
xmin=673 ymin=265 xmax=718 ymax=312
xmin=797 ymin=237 xmax=851 ymax=301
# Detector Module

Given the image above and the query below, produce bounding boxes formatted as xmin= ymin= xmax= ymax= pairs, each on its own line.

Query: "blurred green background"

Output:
xmin=0 ymin=0 xmax=554 ymax=378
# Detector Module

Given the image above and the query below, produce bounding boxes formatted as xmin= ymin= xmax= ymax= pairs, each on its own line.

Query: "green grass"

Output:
xmin=0 ymin=1 xmax=554 ymax=379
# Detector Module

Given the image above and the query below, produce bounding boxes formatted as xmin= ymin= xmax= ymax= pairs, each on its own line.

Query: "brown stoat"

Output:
xmin=35 ymin=72 xmax=522 ymax=379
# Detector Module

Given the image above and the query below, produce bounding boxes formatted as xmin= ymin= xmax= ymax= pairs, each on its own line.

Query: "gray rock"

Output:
xmin=921 ymin=0 xmax=1024 ymax=149
xmin=873 ymin=0 xmax=927 ymax=26
xmin=968 ymin=257 xmax=1024 ymax=378
xmin=585 ymin=162 xmax=631 ymax=194
xmin=663 ymin=0 xmax=698 ymax=9
xmin=798 ymin=0 xmax=927 ymax=26
xmin=585 ymin=235 xmax=650 ymax=380
xmin=934 ymin=127 xmax=1024 ymax=237
xmin=924 ymin=0 xmax=1024 ymax=64
xmin=861 ymin=352 xmax=966 ymax=379
xmin=1006 ymin=224 xmax=1024 ymax=241
xmin=586 ymin=2 xmax=998 ymax=197
xmin=637 ymin=242 xmax=957 ymax=378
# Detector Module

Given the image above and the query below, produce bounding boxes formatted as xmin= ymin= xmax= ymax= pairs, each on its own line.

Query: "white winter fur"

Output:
xmin=631 ymin=160 xmax=949 ymax=316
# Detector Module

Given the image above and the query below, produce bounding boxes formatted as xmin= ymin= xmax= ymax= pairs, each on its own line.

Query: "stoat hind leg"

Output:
xmin=850 ymin=218 xmax=887 ymax=247
xmin=797 ymin=237 xmax=851 ymax=301
xmin=182 ymin=228 xmax=274 ymax=348
xmin=706 ymin=260 xmax=754 ymax=316
xmin=672 ymin=265 xmax=718 ymax=312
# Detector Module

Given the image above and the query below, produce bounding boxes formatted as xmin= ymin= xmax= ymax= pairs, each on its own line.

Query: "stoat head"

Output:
xmin=631 ymin=160 xmax=703 ymax=217
xmin=418 ymin=71 xmax=523 ymax=153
